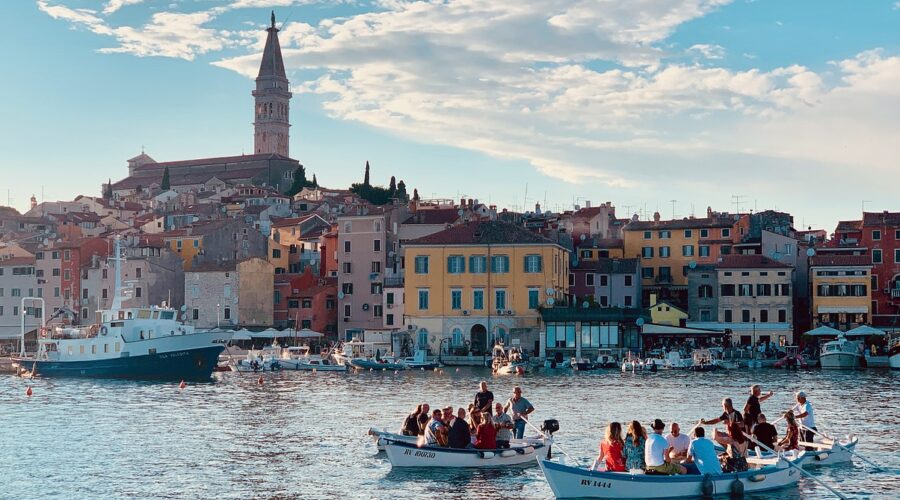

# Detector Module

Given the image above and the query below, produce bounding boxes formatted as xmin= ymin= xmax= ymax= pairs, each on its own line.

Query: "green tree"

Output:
xmin=160 ymin=167 xmax=171 ymax=190
xmin=389 ymin=175 xmax=397 ymax=195
xmin=413 ymin=188 xmax=420 ymax=201
xmin=363 ymin=161 xmax=371 ymax=186
xmin=287 ymin=164 xmax=312 ymax=196
xmin=103 ymin=178 xmax=112 ymax=199
xmin=312 ymin=174 xmax=318 ymax=188
xmin=395 ymin=180 xmax=408 ymax=202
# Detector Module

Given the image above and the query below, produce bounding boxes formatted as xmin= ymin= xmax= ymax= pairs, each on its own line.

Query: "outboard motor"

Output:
xmin=541 ymin=419 xmax=560 ymax=458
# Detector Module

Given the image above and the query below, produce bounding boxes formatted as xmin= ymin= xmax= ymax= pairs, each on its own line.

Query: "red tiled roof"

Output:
xmin=0 ymin=256 xmax=36 ymax=266
xmin=835 ymin=220 xmax=862 ymax=232
xmin=134 ymin=153 xmax=292 ymax=172
xmin=625 ymin=216 xmax=735 ymax=231
xmin=405 ymin=221 xmax=560 ymax=246
xmin=862 ymin=212 xmax=900 ymax=227
xmin=810 ymin=254 xmax=871 ymax=267
xmin=716 ymin=254 xmax=791 ymax=269
xmin=404 ymin=208 xmax=462 ymax=225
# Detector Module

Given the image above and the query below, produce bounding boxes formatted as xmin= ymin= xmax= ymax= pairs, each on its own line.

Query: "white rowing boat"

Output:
xmin=538 ymin=458 xmax=799 ymax=499
xmin=368 ymin=427 xmax=543 ymax=452
xmin=747 ymin=435 xmax=858 ymax=468
xmin=383 ymin=438 xmax=543 ymax=468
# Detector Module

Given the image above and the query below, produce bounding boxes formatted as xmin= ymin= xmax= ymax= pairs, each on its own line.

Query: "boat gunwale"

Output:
xmin=383 ymin=438 xmax=543 ymax=455
xmin=538 ymin=457 xmax=789 ymax=484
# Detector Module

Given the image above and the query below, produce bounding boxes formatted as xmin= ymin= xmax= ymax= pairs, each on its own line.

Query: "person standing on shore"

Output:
xmin=743 ymin=385 xmax=774 ymax=430
xmin=504 ymin=386 xmax=534 ymax=439
xmin=474 ymin=381 xmax=494 ymax=415
xmin=792 ymin=391 xmax=816 ymax=448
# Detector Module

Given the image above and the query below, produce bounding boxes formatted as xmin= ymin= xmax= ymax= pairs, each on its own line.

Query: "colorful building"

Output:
xmin=809 ymin=252 xmax=872 ymax=331
xmin=714 ymin=255 xmax=794 ymax=345
xmin=568 ymin=258 xmax=641 ymax=308
xmin=859 ymin=211 xmax=900 ymax=327
xmin=403 ymin=221 xmax=569 ymax=357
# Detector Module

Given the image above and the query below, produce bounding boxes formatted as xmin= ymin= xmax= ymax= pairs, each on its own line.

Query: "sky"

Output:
xmin=1 ymin=1 xmax=898 ymax=231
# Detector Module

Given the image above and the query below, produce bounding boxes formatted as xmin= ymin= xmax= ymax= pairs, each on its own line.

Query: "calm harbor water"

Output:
xmin=1 ymin=367 xmax=897 ymax=499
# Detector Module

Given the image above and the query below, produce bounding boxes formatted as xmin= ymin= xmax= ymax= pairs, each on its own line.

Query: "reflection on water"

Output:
xmin=1 ymin=368 xmax=897 ymax=499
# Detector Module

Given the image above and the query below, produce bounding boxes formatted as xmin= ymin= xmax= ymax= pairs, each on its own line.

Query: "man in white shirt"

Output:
xmin=645 ymin=419 xmax=687 ymax=475
xmin=665 ymin=422 xmax=691 ymax=461
xmin=793 ymin=391 xmax=816 ymax=449
xmin=685 ymin=427 xmax=722 ymax=475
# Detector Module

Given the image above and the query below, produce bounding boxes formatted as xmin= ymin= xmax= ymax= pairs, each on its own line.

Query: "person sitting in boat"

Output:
xmin=474 ymin=381 xmax=494 ymax=415
xmin=447 ymin=407 xmax=472 ymax=449
xmin=417 ymin=404 xmax=431 ymax=436
xmin=504 ymin=386 xmax=534 ymax=439
xmin=424 ymin=409 xmax=447 ymax=447
xmin=402 ymin=404 xmax=424 ymax=436
xmin=664 ymin=422 xmax=690 ymax=462
xmin=752 ymin=413 xmax=778 ymax=451
xmin=700 ymin=398 xmax=744 ymax=429
xmin=594 ymin=422 xmax=627 ymax=472
xmin=492 ymin=403 xmax=514 ymax=449
xmin=645 ymin=419 xmax=687 ymax=475
xmin=777 ymin=411 xmax=800 ymax=452
xmin=792 ymin=391 xmax=817 ymax=449
xmin=624 ymin=420 xmax=647 ymax=471
xmin=743 ymin=384 xmax=774 ymax=430
xmin=474 ymin=412 xmax=497 ymax=450
xmin=684 ymin=427 xmax=722 ymax=475
xmin=713 ymin=422 xmax=749 ymax=473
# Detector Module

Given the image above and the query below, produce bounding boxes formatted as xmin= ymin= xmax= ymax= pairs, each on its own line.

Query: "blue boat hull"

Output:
xmin=14 ymin=345 xmax=225 ymax=381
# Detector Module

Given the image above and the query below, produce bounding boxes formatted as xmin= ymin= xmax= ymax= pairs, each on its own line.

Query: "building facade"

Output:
xmin=809 ymin=252 xmax=872 ymax=331
xmin=715 ymin=255 xmax=794 ymax=345
xmin=568 ymin=258 xmax=641 ymax=308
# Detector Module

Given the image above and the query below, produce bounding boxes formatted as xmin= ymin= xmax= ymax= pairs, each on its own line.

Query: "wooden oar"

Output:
xmin=742 ymin=432 xmax=848 ymax=500
xmin=798 ymin=424 xmax=881 ymax=469
xmin=687 ymin=419 xmax=704 ymax=437
xmin=524 ymin=418 xmax=583 ymax=466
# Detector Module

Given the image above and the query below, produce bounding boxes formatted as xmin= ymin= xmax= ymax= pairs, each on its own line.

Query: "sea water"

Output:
xmin=1 ymin=367 xmax=897 ymax=499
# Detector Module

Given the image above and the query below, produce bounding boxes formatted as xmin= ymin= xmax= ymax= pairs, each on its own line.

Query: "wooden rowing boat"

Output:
xmin=383 ymin=438 xmax=543 ymax=468
xmin=368 ymin=428 xmax=543 ymax=452
xmin=538 ymin=458 xmax=800 ymax=498
xmin=747 ymin=435 xmax=858 ymax=468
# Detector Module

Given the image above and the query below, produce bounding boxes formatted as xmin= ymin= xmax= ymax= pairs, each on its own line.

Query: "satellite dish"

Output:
xmin=806 ymin=248 xmax=816 ymax=257
xmin=362 ymin=303 xmax=370 ymax=311
xmin=546 ymin=288 xmax=555 ymax=296
xmin=688 ymin=260 xmax=697 ymax=269
xmin=636 ymin=318 xmax=645 ymax=326
xmin=582 ymin=301 xmax=590 ymax=309
xmin=337 ymin=291 xmax=345 ymax=299
xmin=580 ymin=234 xmax=587 ymax=241
xmin=547 ymin=297 xmax=556 ymax=306
xmin=180 ymin=305 xmax=187 ymax=312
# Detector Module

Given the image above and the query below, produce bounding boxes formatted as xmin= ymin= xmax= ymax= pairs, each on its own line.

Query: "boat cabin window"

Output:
xmin=149 ymin=348 xmax=156 ymax=355
xmin=152 ymin=311 xmax=160 ymax=319
xmin=148 ymin=330 xmax=154 ymax=339
xmin=161 ymin=311 xmax=175 ymax=320
xmin=67 ymin=345 xmax=73 ymax=355
xmin=138 ymin=310 xmax=151 ymax=319
xmin=118 ymin=311 xmax=125 ymax=320
xmin=80 ymin=345 xmax=85 ymax=354
xmin=111 ymin=322 xmax=124 ymax=328
xmin=92 ymin=345 xmax=97 ymax=354
xmin=115 ymin=342 xmax=121 ymax=352
xmin=104 ymin=344 xmax=109 ymax=353
xmin=127 ymin=312 xmax=133 ymax=319
xmin=47 ymin=343 xmax=57 ymax=352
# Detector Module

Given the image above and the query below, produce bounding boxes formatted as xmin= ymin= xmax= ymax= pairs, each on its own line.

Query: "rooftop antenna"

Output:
xmin=731 ymin=194 xmax=747 ymax=214
xmin=523 ymin=183 xmax=528 ymax=211
xmin=670 ymin=199 xmax=677 ymax=219
xmin=861 ymin=200 xmax=871 ymax=213
xmin=690 ymin=203 xmax=695 ymax=217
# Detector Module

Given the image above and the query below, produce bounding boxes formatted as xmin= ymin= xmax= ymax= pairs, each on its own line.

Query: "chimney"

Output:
xmin=707 ymin=206 xmax=713 ymax=218
xmin=653 ymin=211 xmax=661 ymax=222
xmin=460 ymin=198 xmax=466 ymax=207
xmin=585 ymin=200 xmax=591 ymax=208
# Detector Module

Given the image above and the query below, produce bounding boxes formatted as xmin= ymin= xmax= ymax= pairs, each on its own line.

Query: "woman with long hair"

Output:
xmin=778 ymin=411 xmax=800 ymax=452
xmin=595 ymin=422 xmax=627 ymax=472
xmin=714 ymin=422 xmax=749 ymax=472
xmin=623 ymin=420 xmax=647 ymax=471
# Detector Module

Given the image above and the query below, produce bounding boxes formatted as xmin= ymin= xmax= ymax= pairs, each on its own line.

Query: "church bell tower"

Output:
xmin=253 ymin=11 xmax=292 ymax=157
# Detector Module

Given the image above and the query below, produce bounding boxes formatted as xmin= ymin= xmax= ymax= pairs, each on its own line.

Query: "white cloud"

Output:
xmin=688 ymin=43 xmax=725 ymax=59
xmin=103 ymin=0 xmax=145 ymax=15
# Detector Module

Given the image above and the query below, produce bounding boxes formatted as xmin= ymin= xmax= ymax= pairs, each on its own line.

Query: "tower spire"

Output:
xmin=253 ymin=11 xmax=292 ymax=157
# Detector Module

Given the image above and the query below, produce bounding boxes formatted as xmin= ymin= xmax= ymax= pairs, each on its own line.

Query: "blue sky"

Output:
xmin=1 ymin=1 xmax=898 ymax=231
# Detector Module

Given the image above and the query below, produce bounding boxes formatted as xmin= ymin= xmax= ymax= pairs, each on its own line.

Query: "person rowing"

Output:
xmin=792 ymin=391 xmax=816 ymax=450
xmin=752 ymin=413 xmax=778 ymax=451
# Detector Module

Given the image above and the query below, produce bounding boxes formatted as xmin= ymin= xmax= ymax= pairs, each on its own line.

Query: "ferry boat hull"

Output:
xmin=14 ymin=344 xmax=224 ymax=381
xmin=819 ymin=352 xmax=862 ymax=369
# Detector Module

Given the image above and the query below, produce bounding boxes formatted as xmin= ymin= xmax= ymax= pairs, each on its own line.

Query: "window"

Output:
xmin=491 ymin=255 xmax=510 ymax=273
xmin=659 ymin=267 xmax=671 ymax=279
xmin=371 ymin=261 xmax=381 ymax=273
xmin=223 ymin=285 xmax=232 ymax=298
xmin=343 ymin=222 xmax=351 ymax=233
xmin=546 ymin=322 xmax=576 ymax=348
xmin=447 ymin=255 xmax=465 ymax=274
xmin=624 ymin=275 xmax=633 ymax=287
xmin=135 ymin=287 xmax=142 ymax=298
xmin=192 ymin=309 xmax=199 ymax=320
xmin=344 ymin=241 xmax=351 ymax=253
xmin=585 ymin=274 xmax=595 ymax=286
xmin=64 ymin=269 xmax=71 ymax=281
xmin=760 ymin=309 xmax=769 ymax=322
xmin=641 ymin=247 xmax=654 ymax=258
xmin=63 ymin=249 xmax=71 ymax=261
xmin=342 ymin=283 xmax=353 ymax=294
xmin=342 ymin=262 xmax=352 ymax=274
xmin=873 ymin=249 xmax=882 ymax=264
xmin=450 ymin=289 xmax=462 ymax=310
xmin=495 ymin=289 xmax=507 ymax=310
xmin=659 ymin=230 xmax=671 ymax=239
xmin=386 ymin=314 xmax=394 ymax=326
xmin=373 ymin=239 xmax=381 ymax=252
xmin=414 ymin=256 xmax=429 ymax=274
xmin=641 ymin=267 xmax=655 ymax=279
xmin=452 ymin=328 xmax=463 ymax=347
xmin=872 ymin=230 xmax=881 ymax=241
xmin=720 ymin=284 xmax=735 ymax=296
xmin=624 ymin=295 xmax=633 ymax=307
xmin=698 ymin=284 xmax=714 ymax=298
xmin=528 ymin=289 xmax=539 ymax=309
xmin=272 ymin=249 xmax=282 ymax=259
xmin=778 ymin=309 xmax=787 ymax=322
xmin=524 ymin=255 xmax=542 ymax=273
xmin=223 ymin=308 xmax=231 ymax=320
xmin=895 ymin=249 xmax=900 ymax=264
xmin=418 ymin=289 xmax=429 ymax=310
xmin=599 ymin=275 xmax=608 ymax=287
xmin=82 ymin=288 xmax=88 ymax=299
xmin=739 ymin=284 xmax=753 ymax=296
xmin=684 ymin=230 xmax=693 ymax=238
xmin=720 ymin=246 xmax=731 ymax=255
xmin=473 ymin=289 xmax=484 ymax=310
xmin=11 ymin=288 xmax=21 ymax=297
xmin=599 ymin=295 xmax=609 ymax=307
xmin=682 ymin=245 xmax=694 ymax=257
xmin=386 ymin=292 xmax=395 ymax=305
xmin=756 ymin=284 xmax=772 ymax=296
xmin=301 ymin=298 xmax=312 ymax=308
xmin=373 ymin=305 xmax=383 ymax=318
xmin=775 ymin=283 xmax=791 ymax=296
xmin=896 ymin=229 xmax=900 ymax=240
xmin=192 ymin=239 xmax=199 ymax=248
xmin=53 ymin=268 xmax=60 ymax=277
xmin=344 ymin=304 xmax=351 ymax=317
xmin=469 ymin=255 xmax=487 ymax=273
xmin=742 ymin=309 xmax=751 ymax=322
xmin=724 ymin=309 xmax=733 ymax=322
xmin=643 ymin=231 xmax=652 ymax=240
xmin=568 ymin=273 xmax=575 ymax=286
xmin=722 ymin=228 xmax=731 ymax=238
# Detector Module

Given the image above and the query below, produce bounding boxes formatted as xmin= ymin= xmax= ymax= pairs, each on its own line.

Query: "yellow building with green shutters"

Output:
xmin=403 ymin=221 xmax=569 ymax=357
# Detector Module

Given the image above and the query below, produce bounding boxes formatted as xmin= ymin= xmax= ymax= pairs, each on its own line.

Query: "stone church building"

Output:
xmin=110 ymin=12 xmax=299 ymax=198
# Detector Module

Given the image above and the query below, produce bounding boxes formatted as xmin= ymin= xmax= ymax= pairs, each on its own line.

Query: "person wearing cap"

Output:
xmin=743 ymin=385 xmax=774 ymax=430
xmin=645 ymin=419 xmax=687 ymax=475
xmin=792 ymin=391 xmax=816 ymax=449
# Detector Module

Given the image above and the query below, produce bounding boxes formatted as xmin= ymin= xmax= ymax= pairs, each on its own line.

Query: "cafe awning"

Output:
xmin=640 ymin=323 xmax=725 ymax=337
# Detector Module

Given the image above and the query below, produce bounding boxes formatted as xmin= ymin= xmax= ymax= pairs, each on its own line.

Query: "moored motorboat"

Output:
xmin=820 ymin=335 xmax=864 ymax=369
xmin=492 ymin=343 xmax=528 ymax=375
xmin=537 ymin=458 xmax=799 ymax=499
xmin=688 ymin=349 xmax=718 ymax=372
xmin=888 ymin=335 xmax=900 ymax=370
xmin=383 ymin=438 xmax=543 ymax=468
xmin=773 ymin=346 xmax=809 ymax=369
xmin=368 ymin=428 xmax=543 ymax=452
xmin=400 ymin=349 xmax=440 ymax=370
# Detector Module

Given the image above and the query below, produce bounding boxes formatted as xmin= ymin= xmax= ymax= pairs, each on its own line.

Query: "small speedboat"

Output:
xmin=349 ymin=358 xmax=408 ymax=371
xmin=890 ymin=335 xmax=900 ymax=370
xmin=688 ymin=349 xmax=718 ymax=372
xmin=538 ymin=457 xmax=799 ymax=498
xmin=492 ymin=343 xmax=528 ymax=375
xmin=383 ymin=438 xmax=543 ymax=468
xmin=292 ymin=358 xmax=347 ymax=371
xmin=399 ymin=349 xmax=440 ymax=370
xmin=368 ymin=428 xmax=544 ymax=452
